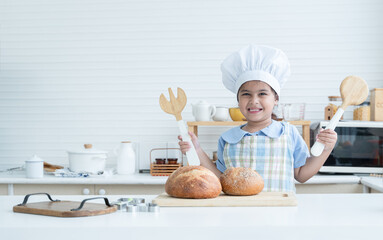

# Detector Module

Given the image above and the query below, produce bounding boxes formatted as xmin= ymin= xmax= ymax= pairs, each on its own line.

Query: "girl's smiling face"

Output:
xmin=238 ymin=80 xmax=278 ymax=126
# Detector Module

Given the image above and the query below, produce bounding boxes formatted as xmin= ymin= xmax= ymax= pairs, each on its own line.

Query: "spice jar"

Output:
xmin=167 ymin=158 xmax=178 ymax=164
xmin=353 ymin=101 xmax=370 ymax=121
xmin=155 ymin=158 xmax=166 ymax=164
xmin=324 ymin=96 xmax=343 ymax=120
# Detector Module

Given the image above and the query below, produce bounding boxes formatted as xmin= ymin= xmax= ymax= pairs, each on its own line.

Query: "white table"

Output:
xmin=1 ymin=194 xmax=382 ymax=240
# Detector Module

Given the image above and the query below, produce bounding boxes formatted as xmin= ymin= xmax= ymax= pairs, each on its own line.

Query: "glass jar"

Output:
xmin=353 ymin=101 xmax=370 ymax=121
xmin=325 ymin=96 xmax=343 ymax=120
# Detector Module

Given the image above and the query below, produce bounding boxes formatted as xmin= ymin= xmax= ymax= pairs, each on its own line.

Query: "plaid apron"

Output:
xmin=223 ymin=123 xmax=295 ymax=192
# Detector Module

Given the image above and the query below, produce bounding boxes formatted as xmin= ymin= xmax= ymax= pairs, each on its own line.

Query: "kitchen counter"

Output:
xmin=361 ymin=176 xmax=383 ymax=193
xmin=0 ymin=170 xmax=360 ymax=185
xmin=0 ymin=194 xmax=382 ymax=240
xmin=0 ymin=172 xmax=168 ymax=185
xmin=1 ymin=169 xmax=377 ymax=195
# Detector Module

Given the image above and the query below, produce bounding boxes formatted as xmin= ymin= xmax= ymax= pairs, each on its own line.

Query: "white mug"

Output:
xmin=213 ymin=107 xmax=229 ymax=121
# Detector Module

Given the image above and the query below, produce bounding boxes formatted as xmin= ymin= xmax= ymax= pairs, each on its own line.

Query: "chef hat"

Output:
xmin=221 ymin=44 xmax=290 ymax=96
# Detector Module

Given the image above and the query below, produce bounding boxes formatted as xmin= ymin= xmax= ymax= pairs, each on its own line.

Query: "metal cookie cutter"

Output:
xmin=126 ymin=204 xmax=138 ymax=213
xmin=112 ymin=198 xmax=133 ymax=211
xmin=138 ymin=203 xmax=147 ymax=212
xmin=148 ymin=203 xmax=160 ymax=213
xmin=131 ymin=198 xmax=145 ymax=205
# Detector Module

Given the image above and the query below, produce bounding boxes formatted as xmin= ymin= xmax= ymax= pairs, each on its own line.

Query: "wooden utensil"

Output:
xmin=13 ymin=193 xmax=117 ymax=217
xmin=159 ymin=88 xmax=200 ymax=166
xmin=153 ymin=192 xmax=297 ymax=207
xmin=311 ymin=76 xmax=369 ymax=156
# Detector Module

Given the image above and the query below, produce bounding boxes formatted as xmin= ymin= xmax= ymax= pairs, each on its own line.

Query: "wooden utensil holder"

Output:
xmin=149 ymin=148 xmax=183 ymax=176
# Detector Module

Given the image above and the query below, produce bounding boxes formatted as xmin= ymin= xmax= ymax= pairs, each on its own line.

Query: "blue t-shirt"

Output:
xmin=216 ymin=120 xmax=310 ymax=172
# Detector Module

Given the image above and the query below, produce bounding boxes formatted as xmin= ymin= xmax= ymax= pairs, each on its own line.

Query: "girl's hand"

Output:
xmin=316 ymin=129 xmax=337 ymax=151
xmin=178 ymin=132 xmax=200 ymax=154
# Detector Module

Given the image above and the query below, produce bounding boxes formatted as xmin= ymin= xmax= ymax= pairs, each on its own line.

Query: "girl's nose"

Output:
xmin=250 ymin=96 xmax=260 ymax=104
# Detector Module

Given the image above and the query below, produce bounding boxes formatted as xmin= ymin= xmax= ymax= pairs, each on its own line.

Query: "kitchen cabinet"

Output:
xmin=10 ymin=184 xmax=95 ymax=195
xmin=0 ymin=184 xmax=7 ymax=195
xmin=94 ymin=184 xmax=164 ymax=195
xmin=2 ymin=172 xmax=379 ymax=195
xmin=0 ymin=183 xmax=364 ymax=195
xmin=0 ymin=172 xmax=168 ymax=195
xmin=0 ymin=184 xmax=165 ymax=196
xmin=187 ymin=120 xmax=311 ymax=150
xmin=296 ymin=183 xmax=363 ymax=194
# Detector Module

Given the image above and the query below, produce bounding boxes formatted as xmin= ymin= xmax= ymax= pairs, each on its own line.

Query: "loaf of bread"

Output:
xmin=220 ymin=167 xmax=264 ymax=196
xmin=165 ymin=166 xmax=222 ymax=199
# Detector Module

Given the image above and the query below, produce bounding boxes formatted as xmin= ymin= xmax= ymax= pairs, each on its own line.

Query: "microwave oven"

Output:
xmin=312 ymin=121 xmax=383 ymax=174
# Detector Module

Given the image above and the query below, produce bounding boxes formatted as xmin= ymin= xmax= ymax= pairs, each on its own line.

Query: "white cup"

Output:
xmin=213 ymin=107 xmax=229 ymax=121
xmin=26 ymin=161 xmax=43 ymax=178
xmin=25 ymin=155 xmax=44 ymax=178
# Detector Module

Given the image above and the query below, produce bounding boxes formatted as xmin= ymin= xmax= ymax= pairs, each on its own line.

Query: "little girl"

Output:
xmin=179 ymin=44 xmax=337 ymax=192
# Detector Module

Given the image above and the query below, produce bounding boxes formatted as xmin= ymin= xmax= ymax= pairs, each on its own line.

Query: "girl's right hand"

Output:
xmin=177 ymin=131 xmax=200 ymax=154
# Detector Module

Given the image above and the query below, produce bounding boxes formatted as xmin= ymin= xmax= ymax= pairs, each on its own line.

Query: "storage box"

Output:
xmin=370 ymin=88 xmax=383 ymax=121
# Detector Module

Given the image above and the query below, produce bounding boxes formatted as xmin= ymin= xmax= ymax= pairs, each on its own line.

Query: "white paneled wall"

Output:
xmin=0 ymin=0 xmax=382 ymax=169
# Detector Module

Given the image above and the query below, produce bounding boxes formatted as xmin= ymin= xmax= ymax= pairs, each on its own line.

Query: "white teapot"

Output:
xmin=192 ymin=100 xmax=216 ymax=121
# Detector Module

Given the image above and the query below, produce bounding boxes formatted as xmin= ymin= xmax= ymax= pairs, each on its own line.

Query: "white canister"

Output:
xmin=212 ymin=106 xmax=230 ymax=121
xmin=67 ymin=144 xmax=108 ymax=174
xmin=25 ymin=155 xmax=44 ymax=178
xmin=115 ymin=141 xmax=136 ymax=175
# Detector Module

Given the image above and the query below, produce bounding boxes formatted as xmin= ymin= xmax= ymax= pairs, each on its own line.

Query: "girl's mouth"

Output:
xmin=248 ymin=107 xmax=262 ymax=113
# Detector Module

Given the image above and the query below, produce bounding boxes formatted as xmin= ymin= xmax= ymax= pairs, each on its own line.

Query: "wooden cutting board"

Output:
xmin=13 ymin=201 xmax=117 ymax=217
xmin=152 ymin=192 xmax=297 ymax=207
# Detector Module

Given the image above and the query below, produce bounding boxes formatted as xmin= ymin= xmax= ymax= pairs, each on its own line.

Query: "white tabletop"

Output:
xmin=1 ymin=194 xmax=382 ymax=240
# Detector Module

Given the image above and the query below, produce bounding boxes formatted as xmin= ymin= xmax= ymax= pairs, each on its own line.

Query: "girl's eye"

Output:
xmin=259 ymin=92 xmax=268 ymax=96
xmin=241 ymin=93 xmax=250 ymax=96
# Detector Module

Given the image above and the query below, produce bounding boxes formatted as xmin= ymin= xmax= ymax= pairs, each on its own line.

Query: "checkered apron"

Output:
xmin=223 ymin=123 xmax=295 ymax=192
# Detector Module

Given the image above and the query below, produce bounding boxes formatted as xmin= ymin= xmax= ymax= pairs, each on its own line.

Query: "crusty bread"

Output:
xmin=165 ymin=166 xmax=222 ymax=199
xmin=220 ymin=167 xmax=264 ymax=196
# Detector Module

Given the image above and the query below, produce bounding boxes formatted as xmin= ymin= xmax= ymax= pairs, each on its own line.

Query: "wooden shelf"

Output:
xmin=187 ymin=120 xmax=311 ymax=150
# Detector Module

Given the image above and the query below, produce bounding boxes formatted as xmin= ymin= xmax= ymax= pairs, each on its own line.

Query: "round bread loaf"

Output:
xmin=165 ymin=166 xmax=222 ymax=199
xmin=220 ymin=167 xmax=264 ymax=196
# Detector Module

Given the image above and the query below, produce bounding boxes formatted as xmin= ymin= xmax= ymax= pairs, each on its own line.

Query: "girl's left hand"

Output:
xmin=316 ymin=129 xmax=338 ymax=151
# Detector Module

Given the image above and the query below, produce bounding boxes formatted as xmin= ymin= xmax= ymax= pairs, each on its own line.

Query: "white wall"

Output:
xmin=0 ymin=0 xmax=382 ymax=169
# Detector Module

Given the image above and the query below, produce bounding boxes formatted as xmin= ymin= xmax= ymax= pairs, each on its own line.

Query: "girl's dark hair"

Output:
xmin=237 ymin=83 xmax=279 ymax=101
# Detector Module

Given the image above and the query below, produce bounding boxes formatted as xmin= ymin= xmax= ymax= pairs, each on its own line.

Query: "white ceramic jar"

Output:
xmin=212 ymin=106 xmax=229 ymax=121
xmin=25 ymin=155 xmax=44 ymax=178
xmin=67 ymin=144 xmax=108 ymax=174
xmin=115 ymin=141 xmax=136 ymax=175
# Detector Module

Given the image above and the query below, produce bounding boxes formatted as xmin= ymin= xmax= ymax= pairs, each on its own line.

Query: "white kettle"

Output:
xmin=192 ymin=100 xmax=216 ymax=121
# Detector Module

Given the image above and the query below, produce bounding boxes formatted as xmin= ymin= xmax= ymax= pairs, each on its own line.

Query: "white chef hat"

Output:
xmin=221 ymin=44 xmax=290 ymax=96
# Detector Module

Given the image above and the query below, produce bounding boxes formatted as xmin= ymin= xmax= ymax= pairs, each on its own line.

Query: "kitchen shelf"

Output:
xmin=187 ymin=120 xmax=311 ymax=150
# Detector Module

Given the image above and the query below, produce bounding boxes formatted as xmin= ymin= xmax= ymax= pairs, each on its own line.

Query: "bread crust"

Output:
xmin=220 ymin=167 xmax=264 ymax=196
xmin=165 ymin=166 xmax=222 ymax=199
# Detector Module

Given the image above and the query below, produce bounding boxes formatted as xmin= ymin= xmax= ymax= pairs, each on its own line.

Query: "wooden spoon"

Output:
xmin=159 ymin=88 xmax=200 ymax=166
xmin=311 ymin=76 xmax=369 ymax=156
